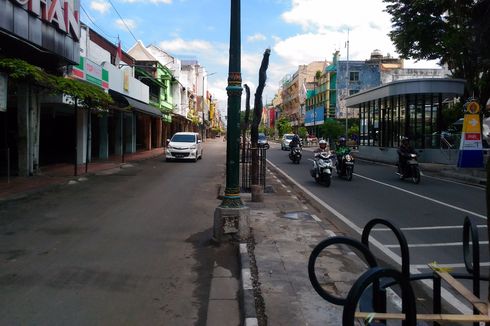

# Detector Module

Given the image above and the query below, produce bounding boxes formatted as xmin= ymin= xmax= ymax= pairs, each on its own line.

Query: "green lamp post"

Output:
xmin=220 ymin=0 xmax=243 ymax=208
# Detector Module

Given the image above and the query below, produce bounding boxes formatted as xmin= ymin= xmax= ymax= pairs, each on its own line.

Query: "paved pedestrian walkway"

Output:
xmin=0 ymin=148 xmax=164 ymax=201
xmin=241 ymin=165 xmax=370 ymax=325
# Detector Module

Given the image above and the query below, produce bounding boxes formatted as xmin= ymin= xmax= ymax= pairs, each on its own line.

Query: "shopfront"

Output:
xmin=346 ymin=78 xmax=466 ymax=164
xmin=0 ymin=0 xmax=80 ymax=176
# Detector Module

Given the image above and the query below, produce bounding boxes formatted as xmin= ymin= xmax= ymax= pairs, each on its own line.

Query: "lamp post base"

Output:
xmin=213 ymin=205 xmax=250 ymax=243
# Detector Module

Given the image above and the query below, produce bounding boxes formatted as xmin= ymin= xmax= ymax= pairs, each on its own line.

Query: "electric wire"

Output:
xmin=80 ymin=4 xmax=118 ymax=41
xmin=106 ymin=0 xmax=139 ymax=43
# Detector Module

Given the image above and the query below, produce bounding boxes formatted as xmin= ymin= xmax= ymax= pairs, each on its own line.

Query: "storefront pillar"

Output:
xmin=76 ymin=107 xmax=87 ymax=164
xmin=16 ymin=83 xmax=39 ymax=176
xmin=114 ymin=111 xmax=123 ymax=156
xmin=99 ymin=111 xmax=109 ymax=160
xmin=125 ymin=112 xmax=136 ymax=153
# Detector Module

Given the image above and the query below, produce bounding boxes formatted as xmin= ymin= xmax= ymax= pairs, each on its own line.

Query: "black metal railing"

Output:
xmin=308 ymin=216 xmax=489 ymax=325
xmin=240 ymin=142 xmax=266 ymax=192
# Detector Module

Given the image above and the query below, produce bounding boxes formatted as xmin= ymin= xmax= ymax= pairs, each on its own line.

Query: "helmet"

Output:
xmin=401 ymin=137 xmax=409 ymax=145
xmin=339 ymin=137 xmax=346 ymax=146
xmin=319 ymin=139 xmax=327 ymax=149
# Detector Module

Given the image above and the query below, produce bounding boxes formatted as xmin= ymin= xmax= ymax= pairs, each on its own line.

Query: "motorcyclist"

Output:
xmin=335 ymin=137 xmax=351 ymax=169
xmin=314 ymin=139 xmax=330 ymax=155
xmin=397 ymin=137 xmax=415 ymax=174
xmin=289 ymin=133 xmax=301 ymax=154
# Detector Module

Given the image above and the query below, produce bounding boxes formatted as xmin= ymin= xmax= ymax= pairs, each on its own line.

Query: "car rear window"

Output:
xmin=285 ymin=135 xmax=293 ymax=140
xmin=172 ymin=134 xmax=196 ymax=142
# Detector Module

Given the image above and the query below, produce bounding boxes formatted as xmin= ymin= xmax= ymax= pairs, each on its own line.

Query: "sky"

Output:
xmin=81 ymin=0 xmax=441 ymax=117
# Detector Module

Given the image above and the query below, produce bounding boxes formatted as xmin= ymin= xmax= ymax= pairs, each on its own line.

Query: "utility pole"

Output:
xmin=345 ymin=29 xmax=350 ymax=139
xmin=202 ymin=71 xmax=216 ymax=142
xmin=213 ymin=0 xmax=249 ymax=243
xmin=220 ymin=0 xmax=243 ymax=209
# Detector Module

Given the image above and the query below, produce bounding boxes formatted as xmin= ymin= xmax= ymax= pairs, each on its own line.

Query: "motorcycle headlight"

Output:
xmin=410 ymin=154 xmax=417 ymax=158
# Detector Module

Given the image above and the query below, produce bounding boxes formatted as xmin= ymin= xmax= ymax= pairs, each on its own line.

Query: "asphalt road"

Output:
xmin=267 ymin=142 xmax=488 ymax=312
xmin=0 ymin=140 xmax=234 ymax=325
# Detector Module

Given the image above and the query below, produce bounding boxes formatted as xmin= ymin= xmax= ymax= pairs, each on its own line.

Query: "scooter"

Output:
xmin=336 ymin=153 xmax=355 ymax=181
xmin=310 ymin=151 xmax=334 ymax=187
xmin=397 ymin=153 xmax=421 ymax=184
xmin=289 ymin=146 xmax=302 ymax=164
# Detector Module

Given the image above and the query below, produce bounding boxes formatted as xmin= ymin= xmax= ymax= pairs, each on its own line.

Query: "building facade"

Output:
xmin=280 ymin=61 xmax=327 ymax=127
xmin=346 ymin=78 xmax=466 ymax=164
xmin=0 ymin=0 xmax=81 ymax=176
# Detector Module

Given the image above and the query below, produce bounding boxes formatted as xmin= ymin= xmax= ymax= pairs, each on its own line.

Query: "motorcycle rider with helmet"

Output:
xmin=314 ymin=139 xmax=330 ymax=154
xmin=335 ymin=137 xmax=351 ymax=171
xmin=289 ymin=133 xmax=301 ymax=154
xmin=397 ymin=137 xmax=416 ymax=174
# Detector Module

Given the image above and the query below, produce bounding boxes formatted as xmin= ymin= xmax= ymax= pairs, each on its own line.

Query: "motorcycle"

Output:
xmin=397 ymin=153 xmax=421 ymax=184
xmin=289 ymin=145 xmax=302 ymax=164
xmin=336 ymin=153 xmax=355 ymax=181
xmin=310 ymin=151 xmax=334 ymax=187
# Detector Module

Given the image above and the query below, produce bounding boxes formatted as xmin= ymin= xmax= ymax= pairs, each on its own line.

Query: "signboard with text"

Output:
xmin=72 ymin=56 xmax=109 ymax=90
xmin=457 ymin=103 xmax=484 ymax=168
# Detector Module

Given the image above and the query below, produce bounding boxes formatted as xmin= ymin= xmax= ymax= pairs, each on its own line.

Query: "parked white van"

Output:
xmin=166 ymin=132 xmax=203 ymax=162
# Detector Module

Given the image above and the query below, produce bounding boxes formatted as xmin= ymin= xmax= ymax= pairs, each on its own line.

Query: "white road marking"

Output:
xmin=385 ymin=241 xmax=489 ymax=248
xmin=372 ymin=225 xmax=487 ymax=231
xmin=267 ymin=159 xmax=472 ymax=314
xmin=355 ymin=173 xmax=486 ymax=220
xmin=423 ymin=174 xmax=485 ymax=189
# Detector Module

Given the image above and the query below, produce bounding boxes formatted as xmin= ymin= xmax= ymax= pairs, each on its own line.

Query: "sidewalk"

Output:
xmin=240 ymin=165 xmax=368 ymax=325
xmin=0 ymin=148 xmax=164 ymax=201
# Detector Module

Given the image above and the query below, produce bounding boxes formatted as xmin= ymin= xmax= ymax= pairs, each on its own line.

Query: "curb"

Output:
xmin=239 ymin=242 xmax=258 ymax=326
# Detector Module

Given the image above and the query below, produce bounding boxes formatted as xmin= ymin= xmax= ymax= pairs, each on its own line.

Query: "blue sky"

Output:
xmin=81 ymin=0 xmax=440 ymax=115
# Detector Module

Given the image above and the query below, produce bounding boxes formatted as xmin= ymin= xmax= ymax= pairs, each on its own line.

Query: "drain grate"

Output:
xmin=282 ymin=211 xmax=313 ymax=220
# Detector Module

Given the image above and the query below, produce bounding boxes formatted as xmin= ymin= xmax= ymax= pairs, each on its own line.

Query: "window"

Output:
xmin=349 ymin=89 xmax=359 ymax=96
xmin=349 ymin=71 xmax=359 ymax=82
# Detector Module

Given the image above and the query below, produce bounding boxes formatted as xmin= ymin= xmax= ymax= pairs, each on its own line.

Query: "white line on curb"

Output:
xmin=311 ymin=214 xmax=321 ymax=222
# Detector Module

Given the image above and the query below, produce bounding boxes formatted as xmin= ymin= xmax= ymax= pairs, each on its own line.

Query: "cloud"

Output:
xmin=90 ymin=0 xmax=110 ymax=14
xmin=119 ymin=0 xmax=172 ymax=3
xmin=159 ymin=38 xmax=214 ymax=53
xmin=115 ymin=18 xmax=137 ymax=30
xmin=247 ymin=33 xmax=267 ymax=42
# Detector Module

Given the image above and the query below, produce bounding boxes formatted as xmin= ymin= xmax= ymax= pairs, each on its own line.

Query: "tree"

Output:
xmin=250 ymin=49 xmax=271 ymax=189
xmin=318 ymin=119 xmax=343 ymax=144
xmin=383 ymin=0 xmax=490 ymax=106
xmin=277 ymin=117 xmax=292 ymax=137
xmin=298 ymin=126 xmax=308 ymax=140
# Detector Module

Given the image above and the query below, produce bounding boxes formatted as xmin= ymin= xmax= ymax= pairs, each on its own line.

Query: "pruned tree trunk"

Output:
xmin=241 ymin=84 xmax=251 ymax=163
xmin=251 ymin=49 xmax=271 ymax=187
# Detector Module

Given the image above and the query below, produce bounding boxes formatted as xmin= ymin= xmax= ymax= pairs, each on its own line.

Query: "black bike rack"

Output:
xmin=308 ymin=217 xmax=489 ymax=325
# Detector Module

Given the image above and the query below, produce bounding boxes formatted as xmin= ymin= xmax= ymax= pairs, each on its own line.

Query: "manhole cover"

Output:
xmin=282 ymin=211 xmax=313 ymax=220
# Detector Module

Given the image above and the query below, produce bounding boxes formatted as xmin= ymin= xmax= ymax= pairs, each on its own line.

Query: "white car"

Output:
xmin=281 ymin=134 xmax=295 ymax=150
xmin=166 ymin=132 xmax=203 ymax=162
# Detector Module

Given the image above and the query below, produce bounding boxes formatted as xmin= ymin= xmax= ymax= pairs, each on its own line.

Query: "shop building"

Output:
xmin=346 ymin=78 xmax=466 ymax=164
xmin=0 ymin=0 xmax=81 ymax=176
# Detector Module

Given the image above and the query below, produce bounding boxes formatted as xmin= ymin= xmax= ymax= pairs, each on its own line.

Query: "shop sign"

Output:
xmin=0 ymin=73 xmax=7 ymax=112
xmin=72 ymin=56 xmax=109 ymax=89
xmin=162 ymin=113 xmax=172 ymax=123
xmin=9 ymin=0 xmax=80 ymax=41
